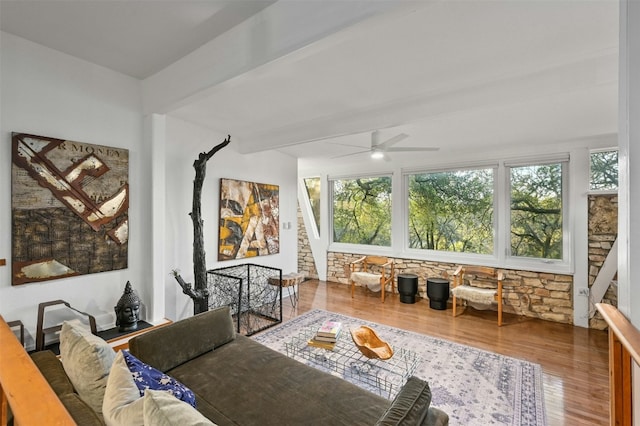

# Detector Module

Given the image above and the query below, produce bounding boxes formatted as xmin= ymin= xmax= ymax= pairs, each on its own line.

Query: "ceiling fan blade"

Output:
xmin=386 ymin=147 xmax=440 ymax=152
xmin=376 ymin=133 xmax=409 ymax=149
xmin=330 ymin=150 xmax=370 ymax=159
xmin=327 ymin=141 xmax=369 ymax=149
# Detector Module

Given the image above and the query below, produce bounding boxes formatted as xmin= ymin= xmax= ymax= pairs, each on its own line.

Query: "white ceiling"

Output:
xmin=0 ymin=0 xmax=275 ymax=79
xmin=0 ymin=1 xmax=619 ymax=166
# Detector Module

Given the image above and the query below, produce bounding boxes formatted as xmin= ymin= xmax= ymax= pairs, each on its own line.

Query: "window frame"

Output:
xmin=403 ymin=164 xmax=498 ymax=260
xmin=328 ymin=172 xmax=394 ymax=253
xmin=503 ymin=156 xmax=571 ymax=273
xmin=589 ymin=147 xmax=619 ymax=193
xmin=302 ymin=176 xmax=321 ymax=238
xmin=322 ymin=155 xmax=573 ymax=274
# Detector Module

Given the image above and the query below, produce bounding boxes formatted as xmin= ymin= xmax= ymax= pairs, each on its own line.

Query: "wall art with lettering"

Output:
xmin=218 ymin=178 xmax=279 ymax=260
xmin=11 ymin=132 xmax=129 ymax=285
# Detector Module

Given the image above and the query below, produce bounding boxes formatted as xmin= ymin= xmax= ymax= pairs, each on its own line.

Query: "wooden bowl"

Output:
xmin=350 ymin=326 xmax=394 ymax=360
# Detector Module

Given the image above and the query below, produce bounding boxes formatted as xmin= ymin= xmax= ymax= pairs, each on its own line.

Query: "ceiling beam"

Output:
xmin=142 ymin=1 xmax=411 ymax=115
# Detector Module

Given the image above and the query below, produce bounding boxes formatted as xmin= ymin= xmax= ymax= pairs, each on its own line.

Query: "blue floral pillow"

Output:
xmin=122 ymin=350 xmax=196 ymax=407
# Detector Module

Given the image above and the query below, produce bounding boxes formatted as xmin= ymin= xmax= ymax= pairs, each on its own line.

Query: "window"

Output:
xmin=303 ymin=177 xmax=321 ymax=235
xmin=590 ymin=149 xmax=618 ymax=191
xmin=331 ymin=175 xmax=392 ymax=246
xmin=509 ymin=162 xmax=565 ymax=260
xmin=407 ymin=168 xmax=494 ymax=254
xmin=322 ymin=155 xmax=571 ymax=272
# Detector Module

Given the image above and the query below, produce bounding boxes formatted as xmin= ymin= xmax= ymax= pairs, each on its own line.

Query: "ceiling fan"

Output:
xmin=331 ymin=130 xmax=439 ymax=160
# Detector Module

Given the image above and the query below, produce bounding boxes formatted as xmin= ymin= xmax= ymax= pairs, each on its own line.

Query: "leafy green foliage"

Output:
xmin=330 ymin=161 xmax=567 ymax=261
xmin=332 ymin=176 xmax=391 ymax=246
xmin=303 ymin=177 xmax=321 ymax=234
xmin=408 ymin=169 xmax=494 ymax=254
xmin=510 ymin=164 xmax=563 ymax=259
xmin=590 ymin=150 xmax=618 ymax=191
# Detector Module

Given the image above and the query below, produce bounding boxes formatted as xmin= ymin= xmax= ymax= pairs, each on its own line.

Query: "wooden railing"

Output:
xmin=596 ymin=303 xmax=640 ymax=426
xmin=0 ymin=315 xmax=75 ymax=425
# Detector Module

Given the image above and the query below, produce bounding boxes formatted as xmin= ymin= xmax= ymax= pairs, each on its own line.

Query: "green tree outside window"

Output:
xmin=332 ymin=176 xmax=392 ymax=246
xmin=303 ymin=177 xmax=321 ymax=235
xmin=408 ymin=169 xmax=494 ymax=254
xmin=590 ymin=149 xmax=618 ymax=191
xmin=510 ymin=163 xmax=563 ymax=260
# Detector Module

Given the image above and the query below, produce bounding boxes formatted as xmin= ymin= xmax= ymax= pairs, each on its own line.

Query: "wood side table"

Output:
xmin=268 ymin=273 xmax=305 ymax=308
xmin=105 ymin=318 xmax=172 ymax=351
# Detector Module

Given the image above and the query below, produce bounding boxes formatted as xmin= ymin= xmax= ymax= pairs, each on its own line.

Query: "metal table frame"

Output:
xmin=284 ymin=326 xmax=420 ymax=399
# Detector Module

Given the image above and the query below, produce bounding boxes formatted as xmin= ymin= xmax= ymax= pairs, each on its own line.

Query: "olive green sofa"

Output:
xmin=128 ymin=306 xmax=449 ymax=426
xmin=25 ymin=306 xmax=448 ymax=425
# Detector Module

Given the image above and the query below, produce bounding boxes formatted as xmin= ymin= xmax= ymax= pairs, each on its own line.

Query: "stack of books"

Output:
xmin=307 ymin=320 xmax=343 ymax=350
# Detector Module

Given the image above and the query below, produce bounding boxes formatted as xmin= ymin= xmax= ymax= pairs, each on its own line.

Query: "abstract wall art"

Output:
xmin=11 ymin=132 xmax=129 ymax=285
xmin=218 ymin=178 xmax=279 ymax=260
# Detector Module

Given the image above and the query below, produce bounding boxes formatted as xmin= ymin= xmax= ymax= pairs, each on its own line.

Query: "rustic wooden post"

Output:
xmin=173 ymin=135 xmax=231 ymax=315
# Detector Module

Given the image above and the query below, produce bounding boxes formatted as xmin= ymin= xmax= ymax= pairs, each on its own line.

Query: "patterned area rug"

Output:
xmin=253 ymin=309 xmax=546 ymax=426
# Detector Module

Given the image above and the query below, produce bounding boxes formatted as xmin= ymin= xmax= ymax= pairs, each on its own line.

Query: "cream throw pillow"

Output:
xmin=143 ymin=390 xmax=215 ymax=426
xmin=102 ymin=351 xmax=145 ymax=426
xmin=60 ymin=320 xmax=116 ymax=415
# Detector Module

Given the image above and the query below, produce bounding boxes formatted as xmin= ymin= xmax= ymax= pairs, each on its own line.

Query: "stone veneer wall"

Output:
xmin=327 ymin=252 xmax=573 ymax=324
xmin=588 ymin=194 xmax=618 ymax=330
xmin=297 ymin=203 xmax=318 ymax=279
xmin=296 ymin=197 xmax=618 ymax=328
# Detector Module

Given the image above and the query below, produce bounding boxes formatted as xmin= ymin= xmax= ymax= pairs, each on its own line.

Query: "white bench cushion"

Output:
xmin=451 ymin=285 xmax=497 ymax=304
xmin=351 ymin=272 xmax=382 ymax=292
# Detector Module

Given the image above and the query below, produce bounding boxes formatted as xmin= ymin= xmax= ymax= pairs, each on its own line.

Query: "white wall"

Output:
xmin=0 ymin=32 xmax=299 ymax=343
xmin=163 ymin=116 xmax=298 ymax=321
xmin=618 ymin=1 xmax=640 ymax=421
xmin=618 ymin=0 xmax=640 ymax=324
xmin=0 ymin=32 xmax=148 ymax=347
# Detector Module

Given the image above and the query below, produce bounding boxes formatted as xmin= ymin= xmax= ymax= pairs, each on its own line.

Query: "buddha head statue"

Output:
xmin=115 ymin=281 xmax=140 ymax=332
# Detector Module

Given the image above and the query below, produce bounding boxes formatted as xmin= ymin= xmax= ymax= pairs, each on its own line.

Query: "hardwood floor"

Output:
xmin=282 ymin=280 xmax=609 ymax=426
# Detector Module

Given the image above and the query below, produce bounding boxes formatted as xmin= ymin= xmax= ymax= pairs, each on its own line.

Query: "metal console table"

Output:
xmin=284 ymin=326 xmax=420 ymax=399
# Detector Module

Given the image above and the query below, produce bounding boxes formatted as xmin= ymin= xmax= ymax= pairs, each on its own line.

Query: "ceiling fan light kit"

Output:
xmin=329 ymin=130 xmax=439 ymax=160
xmin=371 ymin=149 xmax=385 ymax=159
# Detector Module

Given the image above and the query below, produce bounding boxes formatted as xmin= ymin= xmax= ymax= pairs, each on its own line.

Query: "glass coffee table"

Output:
xmin=284 ymin=326 xmax=420 ymax=399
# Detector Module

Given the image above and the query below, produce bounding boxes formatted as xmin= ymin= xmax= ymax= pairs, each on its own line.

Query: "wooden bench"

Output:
xmin=0 ymin=315 xmax=75 ymax=425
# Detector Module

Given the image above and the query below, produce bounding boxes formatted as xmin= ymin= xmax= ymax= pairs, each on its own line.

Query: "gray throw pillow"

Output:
xmin=60 ymin=320 xmax=116 ymax=415
xmin=143 ymin=390 xmax=216 ymax=426
xmin=102 ymin=351 xmax=145 ymax=426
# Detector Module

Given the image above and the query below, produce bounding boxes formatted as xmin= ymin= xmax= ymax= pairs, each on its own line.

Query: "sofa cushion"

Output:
xmin=60 ymin=320 xmax=116 ymax=415
xmin=122 ymin=350 xmax=196 ymax=407
xmin=129 ymin=307 xmax=235 ymax=372
xmin=103 ymin=351 xmax=145 ymax=426
xmin=59 ymin=393 xmax=106 ymax=426
xmin=143 ymin=390 xmax=215 ymax=426
xmin=375 ymin=376 xmax=432 ymax=426
xmin=103 ymin=351 xmax=197 ymax=426
xmin=30 ymin=350 xmax=105 ymax=425
xmin=424 ymin=407 xmax=449 ymax=426
xmin=30 ymin=350 xmax=75 ymax=396
xmin=166 ymin=335 xmax=389 ymax=426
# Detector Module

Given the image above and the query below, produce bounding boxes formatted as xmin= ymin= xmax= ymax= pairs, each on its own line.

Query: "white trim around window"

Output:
xmin=324 ymin=155 xmax=574 ymax=275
